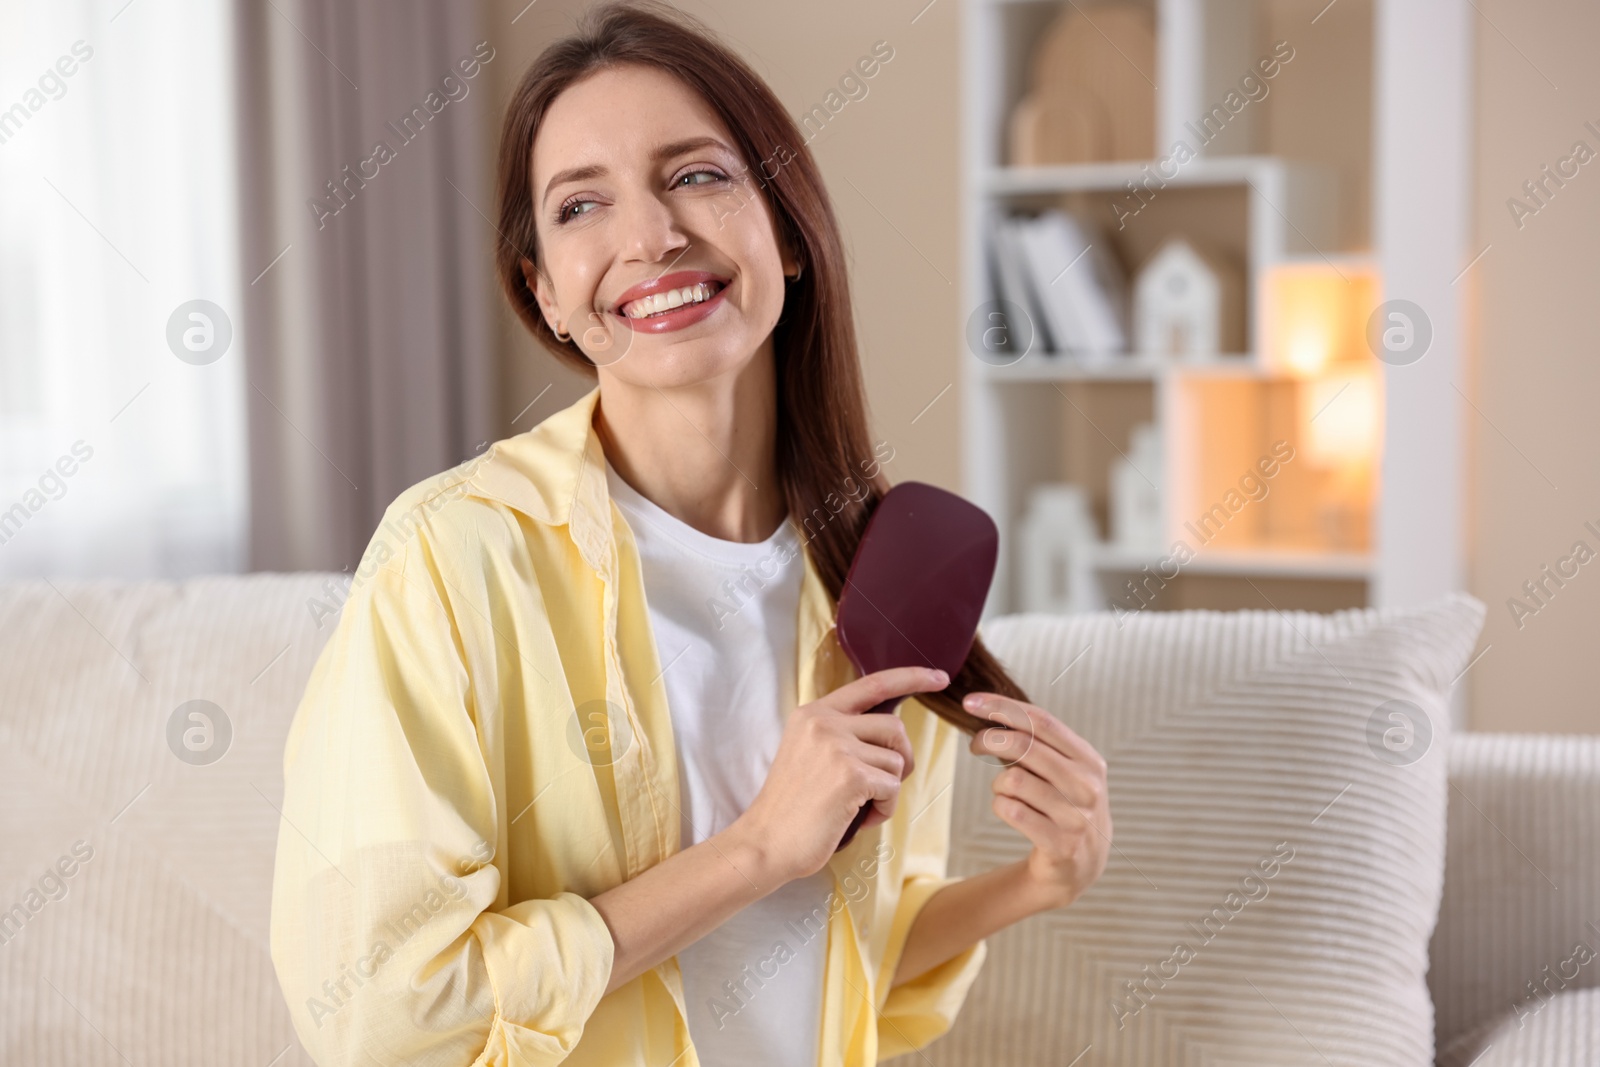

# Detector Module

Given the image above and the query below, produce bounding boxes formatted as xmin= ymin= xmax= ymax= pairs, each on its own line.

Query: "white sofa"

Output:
xmin=0 ymin=573 xmax=1594 ymax=1066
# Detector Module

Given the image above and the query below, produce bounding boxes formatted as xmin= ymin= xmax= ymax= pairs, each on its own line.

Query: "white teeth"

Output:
xmin=621 ymin=282 xmax=719 ymax=319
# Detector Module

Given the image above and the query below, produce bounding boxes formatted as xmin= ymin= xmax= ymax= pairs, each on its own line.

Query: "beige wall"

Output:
xmin=483 ymin=0 xmax=964 ymax=490
xmin=479 ymin=0 xmax=1598 ymax=733
xmin=1467 ymin=0 xmax=1600 ymax=733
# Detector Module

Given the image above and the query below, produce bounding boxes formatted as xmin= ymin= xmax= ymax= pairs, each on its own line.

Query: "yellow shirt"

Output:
xmin=268 ymin=383 xmax=986 ymax=1066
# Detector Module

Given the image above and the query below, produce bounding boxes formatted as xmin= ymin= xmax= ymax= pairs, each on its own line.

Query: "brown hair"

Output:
xmin=493 ymin=0 xmax=1027 ymax=731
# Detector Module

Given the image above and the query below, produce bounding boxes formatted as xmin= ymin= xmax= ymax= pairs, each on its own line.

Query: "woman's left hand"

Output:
xmin=964 ymin=693 xmax=1112 ymax=911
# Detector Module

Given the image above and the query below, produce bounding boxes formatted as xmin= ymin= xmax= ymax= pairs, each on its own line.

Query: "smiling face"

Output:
xmin=525 ymin=63 xmax=799 ymax=389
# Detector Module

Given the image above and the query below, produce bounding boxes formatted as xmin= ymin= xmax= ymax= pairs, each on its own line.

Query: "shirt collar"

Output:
xmin=461 ymin=382 xmax=838 ymax=662
xmin=463 ymin=383 xmax=606 ymax=559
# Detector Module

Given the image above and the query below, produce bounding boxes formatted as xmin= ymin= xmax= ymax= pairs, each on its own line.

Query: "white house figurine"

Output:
xmin=1133 ymin=237 xmax=1242 ymax=357
xmin=1018 ymin=483 xmax=1103 ymax=614
xmin=1111 ymin=422 xmax=1164 ymax=551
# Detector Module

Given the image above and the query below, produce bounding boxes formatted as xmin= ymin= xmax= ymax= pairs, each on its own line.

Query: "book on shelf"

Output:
xmin=990 ymin=214 xmax=1054 ymax=354
xmin=995 ymin=209 xmax=1128 ymax=360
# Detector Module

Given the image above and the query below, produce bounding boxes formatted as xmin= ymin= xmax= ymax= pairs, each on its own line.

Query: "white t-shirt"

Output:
xmin=605 ymin=459 xmax=834 ymax=1067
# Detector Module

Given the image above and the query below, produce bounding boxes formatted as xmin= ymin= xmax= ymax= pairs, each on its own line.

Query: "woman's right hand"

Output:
xmin=734 ymin=665 xmax=951 ymax=883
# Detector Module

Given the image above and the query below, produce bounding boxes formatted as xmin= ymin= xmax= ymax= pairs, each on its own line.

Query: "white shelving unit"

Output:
xmin=981 ymin=157 xmax=1336 ymax=333
xmin=960 ymin=0 xmax=1470 ymax=620
xmin=1089 ymin=544 xmax=1374 ymax=579
xmin=962 ymin=0 xmax=1345 ymax=616
xmin=977 ymin=352 xmax=1258 ymax=382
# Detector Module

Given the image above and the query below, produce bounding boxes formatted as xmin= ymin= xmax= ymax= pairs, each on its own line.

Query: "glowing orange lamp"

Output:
xmin=1260 ymin=260 xmax=1380 ymax=378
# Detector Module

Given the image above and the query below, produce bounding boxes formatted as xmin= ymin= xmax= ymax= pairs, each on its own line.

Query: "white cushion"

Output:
xmin=916 ymin=595 xmax=1485 ymax=1066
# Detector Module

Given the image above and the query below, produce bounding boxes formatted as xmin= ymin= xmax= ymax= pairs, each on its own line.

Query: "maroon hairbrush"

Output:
xmin=833 ymin=481 xmax=999 ymax=851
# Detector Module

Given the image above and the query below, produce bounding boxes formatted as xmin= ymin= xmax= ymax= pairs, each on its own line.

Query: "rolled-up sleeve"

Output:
xmin=872 ymin=709 xmax=988 ymax=1060
xmin=268 ymin=535 xmax=614 ymax=1067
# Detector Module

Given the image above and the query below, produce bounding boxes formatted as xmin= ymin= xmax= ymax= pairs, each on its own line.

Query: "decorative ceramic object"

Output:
xmin=1111 ymin=422 xmax=1164 ymax=550
xmin=1008 ymin=4 xmax=1156 ymax=165
xmin=1132 ymin=237 xmax=1244 ymax=357
xmin=1018 ymin=483 xmax=1103 ymax=614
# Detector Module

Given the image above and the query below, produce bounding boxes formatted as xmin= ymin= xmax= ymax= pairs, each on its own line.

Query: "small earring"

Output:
xmin=787 ymin=263 xmax=805 ymax=282
xmin=553 ymin=323 xmax=571 ymax=342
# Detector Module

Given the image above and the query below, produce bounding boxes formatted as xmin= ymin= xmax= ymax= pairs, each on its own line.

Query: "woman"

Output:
xmin=268 ymin=3 xmax=1111 ymax=1065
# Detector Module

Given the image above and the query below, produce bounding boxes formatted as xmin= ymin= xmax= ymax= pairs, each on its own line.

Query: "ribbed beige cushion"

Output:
xmin=0 ymin=574 xmax=337 ymax=1065
xmin=919 ymin=595 xmax=1486 ymax=1066
xmin=1432 ymin=734 xmax=1600 ymax=1063
xmin=1437 ymin=988 xmax=1600 ymax=1067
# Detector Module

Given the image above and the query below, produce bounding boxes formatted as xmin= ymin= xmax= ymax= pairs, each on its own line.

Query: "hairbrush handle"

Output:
xmin=835 ymin=695 xmax=903 ymax=851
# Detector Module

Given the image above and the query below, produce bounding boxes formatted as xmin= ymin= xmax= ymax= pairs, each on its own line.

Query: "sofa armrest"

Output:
xmin=1430 ymin=733 xmax=1600 ymax=1059
xmin=1436 ymin=988 xmax=1600 ymax=1067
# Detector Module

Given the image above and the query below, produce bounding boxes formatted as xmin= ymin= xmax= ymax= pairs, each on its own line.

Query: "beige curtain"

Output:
xmin=233 ymin=0 xmax=497 ymax=571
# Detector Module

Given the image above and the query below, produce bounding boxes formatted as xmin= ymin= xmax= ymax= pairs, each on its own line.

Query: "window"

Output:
xmin=0 ymin=0 xmax=247 ymax=578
